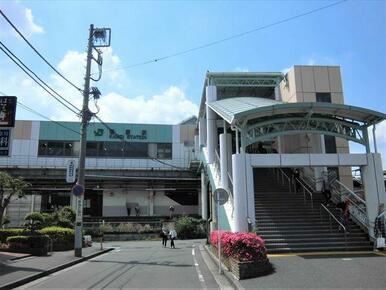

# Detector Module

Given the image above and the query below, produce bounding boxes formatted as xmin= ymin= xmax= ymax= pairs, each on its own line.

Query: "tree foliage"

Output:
xmin=0 ymin=172 xmax=30 ymax=226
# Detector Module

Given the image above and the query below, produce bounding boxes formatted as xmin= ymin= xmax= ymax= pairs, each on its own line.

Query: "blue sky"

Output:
xmin=0 ymin=0 xmax=385 ymax=165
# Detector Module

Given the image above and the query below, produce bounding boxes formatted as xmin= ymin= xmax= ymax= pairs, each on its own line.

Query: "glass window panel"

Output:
xmin=100 ymin=142 xmax=124 ymax=157
xmin=38 ymin=141 xmax=48 ymax=156
xmin=86 ymin=142 xmax=99 ymax=157
xmin=64 ymin=142 xmax=74 ymax=156
xmin=316 ymin=92 xmax=331 ymax=103
xmin=47 ymin=141 xmax=64 ymax=156
xmin=157 ymin=143 xmax=172 ymax=159
xmin=124 ymin=142 xmax=148 ymax=158
xmin=325 ymin=135 xmax=337 ymax=153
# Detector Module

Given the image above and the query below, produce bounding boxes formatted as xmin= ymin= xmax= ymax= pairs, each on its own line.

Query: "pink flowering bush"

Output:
xmin=211 ymin=231 xmax=267 ymax=262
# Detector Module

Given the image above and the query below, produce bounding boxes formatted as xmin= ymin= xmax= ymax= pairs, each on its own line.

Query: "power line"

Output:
xmin=0 ymin=91 xmax=80 ymax=135
xmin=101 ymin=0 xmax=347 ymax=73
xmin=0 ymin=44 xmax=81 ymax=115
xmin=0 ymin=41 xmax=81 ymax=112
xmin=0 ymin=9 xmax=83 ymax=92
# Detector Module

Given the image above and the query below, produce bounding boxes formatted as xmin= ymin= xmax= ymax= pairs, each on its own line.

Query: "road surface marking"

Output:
xmin=192 ymin=244 xmax=207 ymax=289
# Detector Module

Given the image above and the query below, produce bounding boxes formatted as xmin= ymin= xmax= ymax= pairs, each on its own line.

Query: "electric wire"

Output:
xmin=0 ymin=45 xmax=81 ymax=116
xmin=101 ymin=0 xmax=347 ymax=73
xmin=0 ymin=91 xmax=80 ymax=135
xmin=0 ymin=9 xmax=83 ymax=92
xmin=0 ymin=41 xmax=81 ymax=113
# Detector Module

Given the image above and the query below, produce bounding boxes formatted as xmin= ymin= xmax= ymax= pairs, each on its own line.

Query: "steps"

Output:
xmin=254 ymin=168 xmax=372 ymax=254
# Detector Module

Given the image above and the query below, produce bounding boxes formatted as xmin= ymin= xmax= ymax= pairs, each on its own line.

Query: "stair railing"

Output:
xmin=320 ymin=204 xmax=348 ymax=249
xmin=330 ymin=179 xmax=369 ymax=231
xmin=295 ymin=177 xmax=314 ymax=210
xmin=213 ymin=149 xmax=221 ymax=180
xmin=278 ymin=168 xmax=292 ymax=193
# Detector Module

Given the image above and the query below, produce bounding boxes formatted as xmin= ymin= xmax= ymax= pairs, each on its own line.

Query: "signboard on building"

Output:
xmin=0 ymin=129 xmax=10 ymax=156
xmin=66 ymin=159 xmax=77 ymax=183
xmin=0 ymin=96 xmax=17 ymax=127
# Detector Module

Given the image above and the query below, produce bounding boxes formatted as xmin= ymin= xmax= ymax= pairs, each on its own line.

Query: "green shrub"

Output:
xmin=39 ymin=226 xmax=74 ymax=250
xmin=58 ymin=206 xmax=75 ymax=223
xmin=56 ymin=218 xmax=73 ymax=229
xmin=24 ymin=212 xmax=45 ymax=232
xmin=7 ymin=235 xmax=50 ymax=248
xmin=0 ymin=229 xmax=26 ymax=243
xmin=175 ymin=216 xmax=206 ymax=239
xmin=41 ymin=213 xmax=56 ymax=227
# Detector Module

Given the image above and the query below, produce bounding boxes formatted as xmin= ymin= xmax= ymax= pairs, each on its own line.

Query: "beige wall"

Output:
xmin=280 ymin=65 xmax=352 ymax=189
xmin=12 ymin=120 xmax=32 ymax=139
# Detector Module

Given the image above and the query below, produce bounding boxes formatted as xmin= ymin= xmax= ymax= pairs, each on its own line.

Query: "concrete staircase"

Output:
xmin=254 ymin=169 xmax=372 ymax=253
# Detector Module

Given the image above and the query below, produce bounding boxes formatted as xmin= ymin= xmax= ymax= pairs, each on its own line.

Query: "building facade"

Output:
xmin=1 ymin=118 xmax=200 ymax=226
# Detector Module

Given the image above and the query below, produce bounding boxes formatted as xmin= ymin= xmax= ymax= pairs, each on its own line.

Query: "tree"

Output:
xmin=0 ymin=172 xmax=30 ymax=226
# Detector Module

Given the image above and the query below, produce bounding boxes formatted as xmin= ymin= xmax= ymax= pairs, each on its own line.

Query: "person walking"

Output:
xmin=169 ymin=228 xmax=177 ymax=249
xmin=161 ymin=227 xmax=169 ymax=247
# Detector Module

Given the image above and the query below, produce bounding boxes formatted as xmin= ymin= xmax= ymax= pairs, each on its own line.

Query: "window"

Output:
xmin=157 ymin=143 xmax=172 ymax=159
xmin=100 ymin=142 xmax=124 ymax=157
xmin=86 ymin=142 xmax=99 ymax=157
xmin=47 ymin=141 xmax=64 ymax=156
xmin=325 ymin=135 xmax=337 ymax=153
xmin=316 ymin=92 xmax=331 ymax=103
xmin=124 ymin=142 xmax=148 ymax=158
xmin=38 ymin=141 xmax=48 ymax=155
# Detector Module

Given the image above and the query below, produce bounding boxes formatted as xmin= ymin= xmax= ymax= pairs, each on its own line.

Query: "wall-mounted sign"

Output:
xmin=93 ymin=128 xmax=148 ymax=140
xmin=0 ymin=96 xmax=17 ymax=127
xmin=0 ymin=129 xmax=10 ymax=156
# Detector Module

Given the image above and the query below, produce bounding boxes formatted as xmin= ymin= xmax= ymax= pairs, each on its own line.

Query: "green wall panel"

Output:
xmin=39 ymin=121 xmax=173 ymax=142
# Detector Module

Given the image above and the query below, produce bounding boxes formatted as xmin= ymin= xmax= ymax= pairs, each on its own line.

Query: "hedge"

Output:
xmin=0 ymin=229 xmax=27 ymax=243
xmin=38 ymin=226 xmax=74 ymax=251
xmin=175 ymin=216 xmax=206 ymax=239
xmin=7 ymin=235 xmax=50 ymax=248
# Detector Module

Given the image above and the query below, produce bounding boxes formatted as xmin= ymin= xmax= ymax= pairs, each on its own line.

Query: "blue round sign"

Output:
xmin=72 ymin=183 xmax=84 ymax=196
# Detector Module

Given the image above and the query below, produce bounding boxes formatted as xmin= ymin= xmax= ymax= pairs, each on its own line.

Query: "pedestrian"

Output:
xmin=169 ymin=228 xmax=177 ymax=249
xmin=161 ymin=227 xmax=169 ymax=247
xmin=337 ymin=199 xmax=350 ymax=227
xmin=322 ymin=187 xmax=332 ymax=206
xmin=169 ymin=205 xmax=175 ymax=219
xmin=135 ymin=206 xmax=140 ymax=216
xmin=292 ymin=169 xmax=300 ymax=192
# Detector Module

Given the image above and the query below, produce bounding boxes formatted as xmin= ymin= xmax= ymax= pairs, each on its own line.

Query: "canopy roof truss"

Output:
xmin=243 ymin=116 xmax=369 ymax=150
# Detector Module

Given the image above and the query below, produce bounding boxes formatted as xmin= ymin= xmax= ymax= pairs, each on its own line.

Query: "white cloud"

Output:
xmin=96 ymin=86 xmax=198 ymax=124
xmin=305 ymin=54 xmax=336 ymax=66
xmin=234 ymin=67 xmax=250 ymax=72
xmin=24 ymin=8 xmax=44 ymax=34
xmin=0 ymin=2 xmax=44 ymax=37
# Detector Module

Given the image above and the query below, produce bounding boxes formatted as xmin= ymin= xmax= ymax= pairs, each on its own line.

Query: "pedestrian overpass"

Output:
xmin=198 ymin=77 xmax=385 ymax=252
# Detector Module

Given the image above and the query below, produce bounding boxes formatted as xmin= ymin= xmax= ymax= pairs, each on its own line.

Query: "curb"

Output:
xmin=10 ymin=254 xmax=32 ymax=261
xmin=202 ymin=245 xmax=244 ymax=290
xmin=0 ymin=248 xmax=113 ymax=290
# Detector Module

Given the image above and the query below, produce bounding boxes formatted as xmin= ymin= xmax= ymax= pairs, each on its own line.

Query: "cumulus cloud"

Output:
xmin=0 ymin=2 xmax=44 ymax=37
xmin=96 ymin=86 xmax=198 ymax=124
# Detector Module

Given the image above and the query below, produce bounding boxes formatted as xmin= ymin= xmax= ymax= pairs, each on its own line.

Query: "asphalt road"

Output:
xmin=17 ymin=240 xmax=220 ymax=290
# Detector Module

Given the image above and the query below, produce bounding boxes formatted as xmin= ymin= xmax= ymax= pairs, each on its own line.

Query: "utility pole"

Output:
xmin=74 ymin=24 xmax=111 ymax=257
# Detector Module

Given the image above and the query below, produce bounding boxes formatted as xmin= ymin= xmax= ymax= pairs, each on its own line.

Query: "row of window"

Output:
xmin=38 ymin=141 xmax=172 ymax=159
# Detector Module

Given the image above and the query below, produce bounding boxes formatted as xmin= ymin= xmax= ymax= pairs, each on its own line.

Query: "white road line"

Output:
xmin=192 ymin=244 xmax=207 ymax=290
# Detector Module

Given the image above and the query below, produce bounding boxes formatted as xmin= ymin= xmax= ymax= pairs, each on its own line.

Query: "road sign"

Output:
xmin=72 ymin=183 xmax=84 ymax=196
xmin=66 ymin=160 xmax=77 ymax=183
xmin=213 ymin=188 xmax=229 ymax=205
xmin=75 ymin=196 xmax=83 ymax=222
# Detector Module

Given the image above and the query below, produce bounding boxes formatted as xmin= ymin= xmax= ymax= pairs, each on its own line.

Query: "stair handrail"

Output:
xmin=278 ymin=168 xmax=292 ymax=193
xmin=295 ymin=177 xmax=314 ymax=209
xmin=320 ymin=204 xmax=348 ymax=249
xmin=213 ymin=149 xmax=221 ymax=179
xmin=330 ymin=179 xmax=369 ymax=230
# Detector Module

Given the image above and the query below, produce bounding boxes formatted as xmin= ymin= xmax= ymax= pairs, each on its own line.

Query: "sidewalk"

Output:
xmin=0 ymin=245 xmax=112 ymax=290
xmin=203 ymin=245 xmax=386 ymax=290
